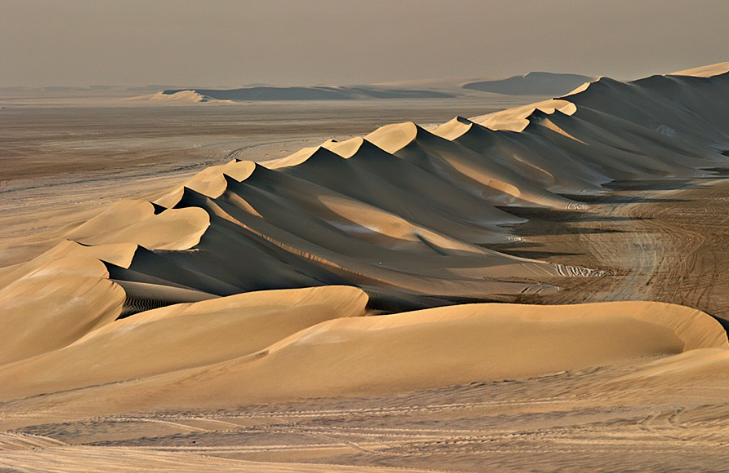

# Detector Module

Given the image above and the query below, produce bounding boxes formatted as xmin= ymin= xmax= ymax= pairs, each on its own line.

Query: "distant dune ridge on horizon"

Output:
xmin=1 ymin=61 xmax=729 ymax=428
xmin=142 ymin=71 xmax=595 ymax=103
xmin=463 ymin=71 xmax=595 ymax=96
xmin=155 ymin=85 xmax=456 ymax=102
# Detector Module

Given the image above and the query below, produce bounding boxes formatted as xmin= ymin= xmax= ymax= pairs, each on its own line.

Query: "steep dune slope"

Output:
xmin=366 ymin=122 xmax=576 ymax=208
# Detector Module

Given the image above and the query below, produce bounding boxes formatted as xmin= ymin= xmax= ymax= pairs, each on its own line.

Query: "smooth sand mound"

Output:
xmin=11 ymin=300 xmax=723 ymax=416
xmin=613 ymin=347 xmax=729 ymax=384
xmin=322 ymin=136 xmax=366 ymax=158
xmin=167 ymin=301 xmax=723 ymax=403
xmin=432 ymin=115 xmax=476 ymax=141
xmin=262 ymin=146 xmax=322 ymax=169
xmin=0 ymin=286 xmax=368 ymax=400
xmin=0 ymin=275 xmax=124 ymax=365
xmin=0 ymin=240 xmax=133 ymax=365
xmin=365 ymin=121 xmax=420 ymax=154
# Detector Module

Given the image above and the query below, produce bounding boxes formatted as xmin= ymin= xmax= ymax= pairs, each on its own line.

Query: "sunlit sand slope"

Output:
xmin=0 ymin=299 xmax=724 ymax=414
xmin=0 ymin=286 xmax=368 ymax=400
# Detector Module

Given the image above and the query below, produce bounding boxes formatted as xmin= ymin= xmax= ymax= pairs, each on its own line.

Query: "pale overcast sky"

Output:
xmin=1 ymin=0 xmax=727 ymax=87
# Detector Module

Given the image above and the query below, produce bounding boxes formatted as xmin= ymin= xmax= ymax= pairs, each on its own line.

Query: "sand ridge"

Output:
xmin=1 ymin=64 xmax=729 ymax=457
xmin=0 ymin=297 xmax=725 ymax=420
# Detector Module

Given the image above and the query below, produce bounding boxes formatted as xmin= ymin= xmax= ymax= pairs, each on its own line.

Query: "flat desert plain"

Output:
xmin=2 ymin=64 xmax=729 ymax=472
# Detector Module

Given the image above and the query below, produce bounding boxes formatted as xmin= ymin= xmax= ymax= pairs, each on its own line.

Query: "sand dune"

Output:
xmin=463 ymin=72 xmax=593 ymax=96
xmin=470 ymin=98 xmax=577 ymax=132
xmin=147 ymin=90 xmax=208 ymax=103
xmin=0 ymin=299 xmax=724 ymax=416
xmin=141 ymin=73 xmax=597 ymax=106
xmin=0 ymin=240 xmax=130 ymax=365
xmin=433 ymin=116 xmax=606 ymax=194
xmin=365 ymin=122 xmax=576 ymax=208
xmin=156 ymin=301 xmax=725 ymax=405
xmin=1 ymin=64 xmax=729 ymax=431
xmin=100 ymin=66 xmax=727 ymax=314
xmin=152 ymin=86 xmax=454 ymax=102
xmin=0 ymin=286 xmax=368 ymax=400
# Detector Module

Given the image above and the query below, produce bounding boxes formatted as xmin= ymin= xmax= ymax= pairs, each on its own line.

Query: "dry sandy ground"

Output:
xmin=3 ymin=356 xmax=729 ymax=472
xmin=2 ymin=66 xmax=729 ymax=472
xmin=514 ymin=177 xmax=729 ymax=322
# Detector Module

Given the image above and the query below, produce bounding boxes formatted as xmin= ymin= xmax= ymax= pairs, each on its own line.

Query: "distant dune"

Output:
xmin=1 ymin=62 xmax=729 ymax=424
xmin=463 ymin=72 xmax=594 ymax=96
xmin=143 ymin=73 xmax=598 ymax=103
xmin=153 ymin=86 xmax=455 ymax=102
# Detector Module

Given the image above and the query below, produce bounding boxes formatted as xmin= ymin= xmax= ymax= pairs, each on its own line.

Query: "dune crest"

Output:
xmin=148 ymin=90 xmax=208 ymax=103
xmin=65 ymin=200 xmax=209 ymax=250
xmin=471 ymin=99 xmax=577 ymax=132
xmin=670 ymin=61 xmax=729 ymax=78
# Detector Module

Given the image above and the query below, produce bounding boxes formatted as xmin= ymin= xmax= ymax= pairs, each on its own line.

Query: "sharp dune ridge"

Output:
xmin=1 ymin=63 xmax=729 ymax=424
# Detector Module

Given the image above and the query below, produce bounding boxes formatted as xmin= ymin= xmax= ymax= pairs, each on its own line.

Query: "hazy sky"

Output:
xmin=1 ymin=0 xmax=728 ymax=87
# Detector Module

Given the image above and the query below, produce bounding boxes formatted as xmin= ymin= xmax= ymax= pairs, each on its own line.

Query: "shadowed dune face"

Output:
xmin=1 ymin=64 xmax=729 ymax=421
